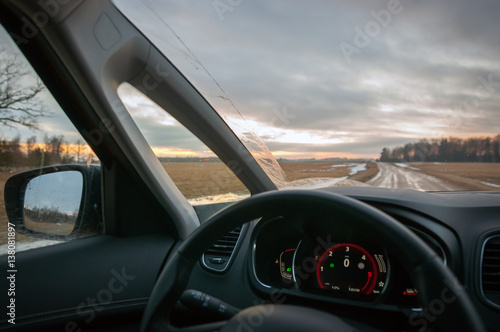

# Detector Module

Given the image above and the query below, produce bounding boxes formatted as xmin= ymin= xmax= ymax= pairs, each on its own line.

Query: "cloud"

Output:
xmin=118 ymin=83 xmax=211 ymax=155
xmin=131 ymin=0 xmax=500 ymax=160
xmin=3 ymin=1 xmax=499 ymax=161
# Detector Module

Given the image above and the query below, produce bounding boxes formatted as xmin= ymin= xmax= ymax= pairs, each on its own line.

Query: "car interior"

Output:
xmin=0 ymin=1 xmax=499 ymax=331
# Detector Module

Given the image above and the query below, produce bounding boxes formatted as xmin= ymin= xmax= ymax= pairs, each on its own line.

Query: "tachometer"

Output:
xmin=317 ymin=243 xmax=378 ymax=295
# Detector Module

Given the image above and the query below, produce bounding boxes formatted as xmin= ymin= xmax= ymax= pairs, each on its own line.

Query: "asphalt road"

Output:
xmin=367 ymin=162 xmax=457 ymax=191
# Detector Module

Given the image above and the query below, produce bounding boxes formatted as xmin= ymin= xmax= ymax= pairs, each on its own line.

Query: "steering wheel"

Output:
xmin=140 ymin=190 xmax=484 ymax=331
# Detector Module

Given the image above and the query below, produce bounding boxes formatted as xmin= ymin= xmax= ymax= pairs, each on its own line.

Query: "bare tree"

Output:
xmin=0 ymin=48 xmax=49 ymax=129
xmin=74 ymin=139 xmax=83 ymax=163
xmin=26 ymin=135 xmax=36 ymax=155
xmin=44 ymin=135 xmax=64 ymax=164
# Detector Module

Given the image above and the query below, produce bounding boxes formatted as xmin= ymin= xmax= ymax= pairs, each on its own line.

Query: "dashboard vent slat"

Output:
xmin=202 ymin=225 xmax=245 ymax=273
xmin=481 ymin=236 xmax=500 ymax=307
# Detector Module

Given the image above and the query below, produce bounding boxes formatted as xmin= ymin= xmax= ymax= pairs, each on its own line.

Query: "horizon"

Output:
xmin=2 ymin=2 xmax=500 ymax=161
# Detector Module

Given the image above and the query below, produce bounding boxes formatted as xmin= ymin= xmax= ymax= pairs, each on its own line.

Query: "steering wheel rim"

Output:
xmin=140 ymin=190 xmax=484 ymax=331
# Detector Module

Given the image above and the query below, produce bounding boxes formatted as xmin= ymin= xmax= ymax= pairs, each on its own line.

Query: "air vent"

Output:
xmin=481 ymin=235 xmax=500 ymax=308
xmin=202 ymin=225 xmax=245 ymax=273
xmin=408 ymin=227 xmax=447 ymax=264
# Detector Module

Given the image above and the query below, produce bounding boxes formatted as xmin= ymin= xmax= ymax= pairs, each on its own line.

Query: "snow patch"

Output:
xmin=188 ymin=192 xmax=250 ymax=205
xmin=395 ymin=163 xmax=420 ymax=171
xmin=0 ymin=240 xmax=62 ymax=255
xmin=283 ymin=177 xmax=349 ymax=190
xmin=348 ymin=163 xmax=367 ymax=176
xmin=482 ymin=182 xmax=500 ymax=188
xmin=188 ymin=163 xmax=370 ymax=205
xmin=330 ymin=163 xmax=367 ymax=174
xmin=284 ymin=163 xmax=368 ymax=190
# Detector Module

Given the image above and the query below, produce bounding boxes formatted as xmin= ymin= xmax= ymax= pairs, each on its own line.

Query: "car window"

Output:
xmin=0 ymin=25 xmax=101 ymax=255
xmin=117 ymin=83 xmax=250 ymax=205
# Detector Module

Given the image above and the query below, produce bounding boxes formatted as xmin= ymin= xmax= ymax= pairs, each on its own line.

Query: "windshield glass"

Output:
xmin=117 ymin=83 xmax=250 ymax=204
xmin=114 ymin=0 xmax=500 ymax=192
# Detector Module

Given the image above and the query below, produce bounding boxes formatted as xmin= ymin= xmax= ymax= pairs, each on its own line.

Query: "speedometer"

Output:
xmin=317 ymin=243 xmax=378 ymax=295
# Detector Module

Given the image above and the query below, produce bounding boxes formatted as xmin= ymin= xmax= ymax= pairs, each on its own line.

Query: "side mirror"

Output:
xmin=4 ymin=165 xmax=102 ymax=240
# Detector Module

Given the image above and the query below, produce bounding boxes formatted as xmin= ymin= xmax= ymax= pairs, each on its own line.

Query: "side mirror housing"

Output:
xmin=4 ymin=165 xmax=102 ymax=240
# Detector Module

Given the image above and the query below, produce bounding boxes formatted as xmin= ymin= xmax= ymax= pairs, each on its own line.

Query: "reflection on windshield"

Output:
xmin=114 ymin=0 xmax=500 ymax=192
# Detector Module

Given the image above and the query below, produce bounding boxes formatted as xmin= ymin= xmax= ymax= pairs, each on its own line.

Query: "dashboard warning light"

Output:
xmin=403 ymin=288 xmax=418 ymax=296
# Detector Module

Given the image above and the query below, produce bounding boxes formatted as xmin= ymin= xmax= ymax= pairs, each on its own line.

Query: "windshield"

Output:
xmin=115 ymin=0 xmax=500 ymax=192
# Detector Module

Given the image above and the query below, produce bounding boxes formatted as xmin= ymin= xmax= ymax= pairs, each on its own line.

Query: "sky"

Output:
xmin=1 ymin=1 xmax=499 ymax=160
xmin=116 ymin=0 xmax=500 ymax=159
xmin=24 ymin=171 xmax=83 ymax=213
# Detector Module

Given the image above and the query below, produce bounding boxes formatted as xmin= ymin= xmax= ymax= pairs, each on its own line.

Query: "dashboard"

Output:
xmin=193 ymin=187 xmax=500 ymax=331
xmin=250 ymin=210 xmax=448 ymax=310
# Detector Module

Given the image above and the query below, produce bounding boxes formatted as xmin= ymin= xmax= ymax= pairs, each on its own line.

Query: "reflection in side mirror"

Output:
xmin=23 ymin=171 xmax=83 ymax=236
xmin=5 ymin=165 xmax=102 ymax=241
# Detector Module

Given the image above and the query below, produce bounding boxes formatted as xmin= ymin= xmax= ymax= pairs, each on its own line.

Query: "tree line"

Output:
xmin=24 ymin=205 xmax=78 ymax=225
xmin=379 ymin=135 xmax=500 ymax=162
xmin=0 ymin=135 xmax=89 ymax=168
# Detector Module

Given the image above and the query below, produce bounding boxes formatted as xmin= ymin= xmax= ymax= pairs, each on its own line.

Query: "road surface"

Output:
xmin=367 ymin=162 xmax=457 ymax=191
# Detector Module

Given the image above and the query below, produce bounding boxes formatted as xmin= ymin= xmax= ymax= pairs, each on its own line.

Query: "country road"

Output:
xmin=367 ymin=162 xmax=457 ymax=191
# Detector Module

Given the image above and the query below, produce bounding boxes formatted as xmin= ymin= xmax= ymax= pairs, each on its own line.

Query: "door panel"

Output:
xmin=0 ymin=234 xmax=174 ymax=330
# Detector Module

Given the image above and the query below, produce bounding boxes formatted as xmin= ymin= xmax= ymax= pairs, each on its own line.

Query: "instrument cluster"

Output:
xmin=251 ymin=215 xmax=429 ymax=308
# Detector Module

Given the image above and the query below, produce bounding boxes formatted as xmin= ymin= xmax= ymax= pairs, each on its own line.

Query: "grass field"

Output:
xmin=161 ymin=162 xmax=249 ymax=199
xmin=409 ymin=162 xmax=500 ymax=191
xmin=279 ymin=161 xmax=378 ymax=183
xmin=1 ymin=160 xmax=498 ymax=247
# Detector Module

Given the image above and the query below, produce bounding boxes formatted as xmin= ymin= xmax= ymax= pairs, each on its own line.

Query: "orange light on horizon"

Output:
xmin=18 ymin=142 xmax=93 ymax=157
xmin=270 ymin=150 xmax=378 ymax=160
xmin=151 ymin=146 xmax=216 ymax=158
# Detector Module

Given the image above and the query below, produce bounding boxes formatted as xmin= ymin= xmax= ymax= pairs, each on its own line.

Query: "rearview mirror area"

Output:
xmin=4 ymin=165 xmax=102 ymax=240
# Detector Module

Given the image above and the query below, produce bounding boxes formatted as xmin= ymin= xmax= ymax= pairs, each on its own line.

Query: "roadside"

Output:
xmin=349 ymin=161 xmax=378 ymax=183
xmin=408 ymin=162 xmax=500 ymax=191
xmin=279 ymin=161 xmax=378 ymax=183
